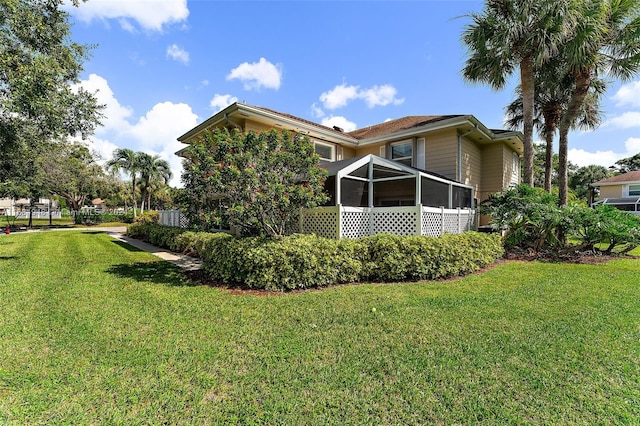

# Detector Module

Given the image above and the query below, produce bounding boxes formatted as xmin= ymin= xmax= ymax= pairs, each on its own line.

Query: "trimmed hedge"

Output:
xmin=126 ymin=224 xmax=504 ymax=291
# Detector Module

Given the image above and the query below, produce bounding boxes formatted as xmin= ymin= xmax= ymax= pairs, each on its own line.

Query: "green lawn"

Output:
xmin=1 ymin=231 xmax=639 ymax=424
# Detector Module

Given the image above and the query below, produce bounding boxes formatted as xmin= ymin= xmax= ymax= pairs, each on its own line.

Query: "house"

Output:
xmin=175 ymin=102 xmax=523 ymax=237
xmin=0 ymin=197 xmax=59 ymax=218
xmin=591 ymin=171 xmax=640 ymax=214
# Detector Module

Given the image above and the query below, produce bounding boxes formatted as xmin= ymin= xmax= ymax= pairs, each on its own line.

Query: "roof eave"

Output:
xmin=355 ymin=115 xmax=523 ymax=152
xmin=177 ymin=103 xmax=359 ymax=146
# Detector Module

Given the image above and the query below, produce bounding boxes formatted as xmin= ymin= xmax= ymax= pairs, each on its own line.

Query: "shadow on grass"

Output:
xmin=0 ymin=256 xmax=18 ymax=260
xmin=111 ymin=240 xmax=144 ymax=252
xmin=106 ymin=261 xmax=197 ymax=287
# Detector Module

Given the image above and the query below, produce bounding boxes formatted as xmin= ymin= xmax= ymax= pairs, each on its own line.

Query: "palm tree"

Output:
xmin=505 ymin=64 xmax=604 ymax=192
xmin=106 ymin=148 xmax=140 ymax=217
xmin=461 ymin=0 xmax=575 ymax=187
xmin=557 ymin=0 xmax=640 ymax=205
xmin=137 ymin=153 xmax=172 ymax=213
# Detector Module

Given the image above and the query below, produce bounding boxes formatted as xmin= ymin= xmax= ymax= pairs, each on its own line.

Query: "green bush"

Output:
xmin=571 ymin=204 xmax=640 ymax=254
xmin=134 ymin=211 xmax=159 ymax=225
xmin=362 ymin=233 xmax=503 ymax=282
xmin=482 ymin=184 xmax=640 ymax=255
xmin=125 ymin=224 xmax=503 ymax=291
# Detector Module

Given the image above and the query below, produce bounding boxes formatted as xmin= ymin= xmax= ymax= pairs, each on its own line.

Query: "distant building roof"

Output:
xmin=593 ymin=171 xmax=640 ymax=185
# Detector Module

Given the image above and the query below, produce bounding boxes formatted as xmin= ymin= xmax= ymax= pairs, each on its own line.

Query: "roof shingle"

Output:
xmin=346 ymin=115 xmax=464 ymax=140
xmin=593 ymin=171 xmax=640 ymax=185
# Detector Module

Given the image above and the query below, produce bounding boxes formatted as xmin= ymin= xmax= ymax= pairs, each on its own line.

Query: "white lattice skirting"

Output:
xmin=159 ymin=210 xmax=190 ymax=228
xmin=301 ymin=205 xmax=476 ymax=239
xmin=159 ymin=206 xmax=476 ymax=238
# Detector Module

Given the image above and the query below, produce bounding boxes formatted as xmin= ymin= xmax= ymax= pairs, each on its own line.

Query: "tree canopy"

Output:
xmin=0 ymin=0 xmax=102 ymax=195
xmin=182 ymin=129 xmax=328 ymax=237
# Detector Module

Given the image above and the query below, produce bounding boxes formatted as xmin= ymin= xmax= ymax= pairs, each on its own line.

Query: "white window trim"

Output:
xmin=390 ymin=140 xmax=413 ymax=166
xmin=626 ymin=184 xmax=640 ymax=197
xmin=314 ymin=141 xmax=336 ymax=161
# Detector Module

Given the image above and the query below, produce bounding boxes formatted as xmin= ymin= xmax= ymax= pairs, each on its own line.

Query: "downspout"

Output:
xmin=457 ymin=126 xmax=476 ymax=182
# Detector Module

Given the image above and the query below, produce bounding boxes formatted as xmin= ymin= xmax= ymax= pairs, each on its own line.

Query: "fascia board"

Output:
xmin=177 ymin=104 xmax=240 ymax=142
xmin=356 ymin=116 xmax=476 ymax=146
xmin=594 ymin=180 xmax=640 ymax=187
xmin=239 ymin=104 xmax=359 ymax=146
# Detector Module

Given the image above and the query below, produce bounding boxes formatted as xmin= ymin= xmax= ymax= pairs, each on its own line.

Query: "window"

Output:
xmin=629 ymin=184 xmax=640 ymax=196
xmin=314 ymin=141 xmax=335 ymax=161
xmin=390 ymin=141 xmax=413 ymax=166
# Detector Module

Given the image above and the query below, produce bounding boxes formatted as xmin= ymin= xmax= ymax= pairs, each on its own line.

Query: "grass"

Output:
xmin=4 ymin=217 xmax=128 ymax=229
xmin=1 ymin=231 xmax=639 ymax=424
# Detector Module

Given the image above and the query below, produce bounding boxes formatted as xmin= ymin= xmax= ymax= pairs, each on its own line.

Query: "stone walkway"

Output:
xmin=105 ymin=228 xmax=203 ymax=272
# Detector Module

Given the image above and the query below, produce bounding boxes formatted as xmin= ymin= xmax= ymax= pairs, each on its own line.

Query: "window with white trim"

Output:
xmin=314 ymin=141 xmax=335 ymax=161
xmin=628 ymin=184 xmax=640 ymax=196
xmin=390 ymin=141 xmax=413 ymax=166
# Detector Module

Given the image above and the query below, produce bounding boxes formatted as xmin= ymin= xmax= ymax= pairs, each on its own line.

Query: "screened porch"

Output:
xmin=300 ymin=155 xmax=476 ymax=239
xmin=592 ymin=197 xmax=640 ymax=215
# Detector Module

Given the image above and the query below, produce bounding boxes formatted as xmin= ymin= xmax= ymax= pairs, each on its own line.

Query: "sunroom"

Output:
xmin=300 ymin=154 xmax=476 ymax=239
xmin=591 ymin=197 xmax=640 ymax=215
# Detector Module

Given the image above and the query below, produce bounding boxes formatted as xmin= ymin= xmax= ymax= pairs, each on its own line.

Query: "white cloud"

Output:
xmin=359 ymin=84 xmax=405 ymax=108
xmin=69 ymin=0 xmax=189 ymax=32
xmin=127 ymin=102 xmax=199 ymax=186
xmin=320 ymin=84 xmax=359 ymax=110
xmin=310 ymin=103 xmax=325 ymax=119
xmin=227 ymin=57 xmax=282 ymax=91
xmin=568 ymin=137 xmax=640 ymax=168
xmin=319 ymin=83 xmax=404 ymax=110
xmin=210 ymin=94 xmax=238 ymax=112
xmin=604 ymin=111 xmax=640 ymax=129
xmin=76 ymin=74 xmax=198 ymax=187
xmin=612 ymin=80 xmax=640 ymax=108
xmin=166 ymin=44 xmax=189 ymax=65
xmin=75 ymin=73 xmax=133 ymax=135
xmin=321 ymin=116 xmax=357 ymax=132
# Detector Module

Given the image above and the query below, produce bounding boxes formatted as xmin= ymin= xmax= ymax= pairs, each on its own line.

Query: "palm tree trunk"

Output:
xmin=557 ymin=125 xmax=570 ymax=206
xmin=520 ymin=56 xmax=535 ymax=187
xmin=558 ymin=69 xmax=591 ymax=206
xmin=131 ymin=175 xmax=137 ymax=218
xmin=544 ymin=129 xmax=554 ymax=192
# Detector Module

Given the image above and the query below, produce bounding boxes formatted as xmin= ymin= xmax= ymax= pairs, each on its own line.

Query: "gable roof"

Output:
xmin=177 ymin=103 xmax=523 ymax=154
xmin=593 ymin=171 xmax=640 ymax=185
xmin=346 ymin=115 xmax=464 ymax=139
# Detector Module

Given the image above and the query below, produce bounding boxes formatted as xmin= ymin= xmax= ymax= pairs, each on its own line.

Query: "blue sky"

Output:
xmin=65 ymin=0 xmax=640 ymax=186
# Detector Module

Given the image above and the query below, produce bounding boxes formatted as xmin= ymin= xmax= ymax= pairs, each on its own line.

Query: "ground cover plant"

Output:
xmin=1 ymin=231 xmax=639 ymax=424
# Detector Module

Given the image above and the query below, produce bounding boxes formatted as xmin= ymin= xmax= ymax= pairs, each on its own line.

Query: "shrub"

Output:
xmin=125 ymin=224 xmax=504 ymax=290
xmin=134 ymin=211 xmax=159 ymax=225
xmin=570 ymin=204 xmax=640 ymax=254
xmin=362 ymin=233 xmax=503 ymax=282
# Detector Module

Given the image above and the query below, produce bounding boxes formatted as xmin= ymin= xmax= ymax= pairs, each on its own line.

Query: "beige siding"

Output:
xmin=599 ymin=185 xmax=623 ymax=198
xmin=461 ymin=137 xmax=481 ymax=193
xmin=356 ymin=142 xmax=387 ymax=157
xmin=244 ymin=120 xmax=272 ymax=133
xmin=479 ymin=144 xmax=506 ymax=202
xmin=425 ymin=129 xmax=458 ymax=180
xmin=341 ymin=145 xmax=357 ymax=159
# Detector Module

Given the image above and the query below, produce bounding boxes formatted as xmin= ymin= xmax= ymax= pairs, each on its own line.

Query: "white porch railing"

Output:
xmin=300 ymin=205 xmax=476 ymax=239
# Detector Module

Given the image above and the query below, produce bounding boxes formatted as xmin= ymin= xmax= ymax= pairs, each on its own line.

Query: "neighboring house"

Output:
xmin=0 ymin=197 xmax=59 ymax=218
xmin=175 ymin=102 xmax=523 ymax=237
xmin=591 ymin=171 xmax=640 ymax=214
